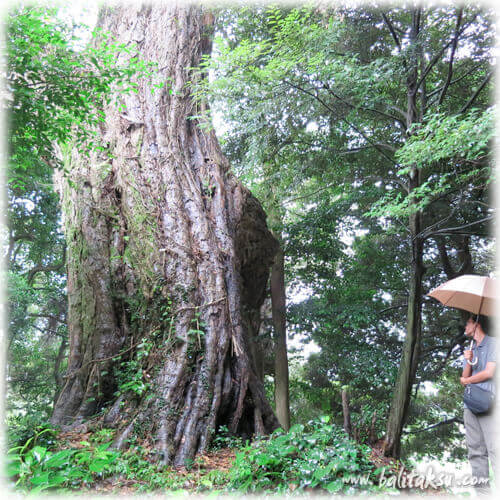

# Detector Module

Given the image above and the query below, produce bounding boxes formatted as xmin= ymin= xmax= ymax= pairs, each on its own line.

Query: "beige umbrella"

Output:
xmin=427 ymin=274 xmax=498 ymax=365
xmin=428 ymin=274 xmax=497 ymax=317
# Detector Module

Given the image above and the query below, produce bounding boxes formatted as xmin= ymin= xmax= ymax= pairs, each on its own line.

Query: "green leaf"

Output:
xmin=30 ymin=471 xmax=50 ymax=485
xmin=44 ymin=449 xmax=74 ymax=468
xmin=89 ymin=459 xmax=107 ymax=473
xmin=6 ymin=460 xmax=21 ymax=477
xmin=30 ymin=446 xmax=47 ymax=463
xmin=326 ymin=479 xmax=343 ymax=493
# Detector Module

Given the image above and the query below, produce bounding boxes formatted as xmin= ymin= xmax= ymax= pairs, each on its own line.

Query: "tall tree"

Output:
xmin=202 ymin=4 xmax=494 ymax=457
xmin=382 ymin=6 xmax=426 ymax=459
xmin=378 ymin=6 xmax=493 ymax=457
xmin=268 ymin=199 xmax=290 ymax=431
xmin=50 ymin=4 xmax=279 ymax=465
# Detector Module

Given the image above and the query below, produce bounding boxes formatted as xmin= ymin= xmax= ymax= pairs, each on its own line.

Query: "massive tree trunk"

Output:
xmin=51 ymin=4 xmax=280 ymax=465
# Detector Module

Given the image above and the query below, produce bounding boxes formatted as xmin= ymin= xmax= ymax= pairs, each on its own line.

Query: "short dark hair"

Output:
xmin=469 ymin=314 xmax=490 ymax=334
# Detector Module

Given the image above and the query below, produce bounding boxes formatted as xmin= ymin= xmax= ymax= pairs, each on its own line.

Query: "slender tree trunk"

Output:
xmin=369 ymin=411 xmax=378 ymax=444
xmin=384 ymin=206 xmax=425 ymax=457
xmin=271 ymin=245 xmax=290 ymax=430
xmin=265 ymin=187 xmax=290 ymax=431
xmin=51 ymin=4 xmax=279 ymax=465
xmin=341 ymin=388 xmax=352 ymax=438
xmin=384 ymin=7 xmax=426 ymax=458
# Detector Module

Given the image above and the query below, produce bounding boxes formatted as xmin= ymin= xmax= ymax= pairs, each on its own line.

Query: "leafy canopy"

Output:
xmin=6 ymin=6 xmax=154 ymax=192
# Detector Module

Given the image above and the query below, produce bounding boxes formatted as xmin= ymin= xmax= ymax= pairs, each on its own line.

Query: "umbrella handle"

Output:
xmin=467 ymin=338 xmax=478 ymax=366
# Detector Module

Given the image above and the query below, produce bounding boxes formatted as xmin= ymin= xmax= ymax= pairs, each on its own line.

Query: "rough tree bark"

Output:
xmin=51 ymin=4 xmax=280 ymax=465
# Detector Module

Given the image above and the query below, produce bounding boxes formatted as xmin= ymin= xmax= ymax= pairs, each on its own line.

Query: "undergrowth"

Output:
xmin=6 ymin=416 xmax=391 ymax=494
xmin=6 ymin=424 xmax=231 ymax=494
xmin=226 ymin=416 xmax=387 ymax=494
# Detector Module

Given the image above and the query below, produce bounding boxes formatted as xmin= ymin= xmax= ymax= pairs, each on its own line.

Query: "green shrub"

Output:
xmin=210 ymin=425 xmax=244 ymax=450
xmin=7 ymin=427 xmax=119 ymax=493
xmin=227 ymin=416 xmax=384 ymax=494
xmin=6 ymin=425 xmax=231 ymax=494
xmin=7 ymin=414 xmax=57 ymax=451
xmin=8 ymin=417 xmax=388 ymax=495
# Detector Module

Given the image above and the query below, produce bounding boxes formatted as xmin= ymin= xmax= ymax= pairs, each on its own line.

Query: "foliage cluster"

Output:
xmin=7 ymin=6 xmax=154 ymax=190
xmin=227 ymin=416 xmax=386 ymax=494
xmin=368 ymin=107 xmax=494 ymax=218
xmin=210 ymin=425 xmax=245 ymax=451
xmin=402 ymin=366 xmax=468 ymax=463
xmin=7 ymin=428 xmax=120 ymax=494
xmin=6 ymin=424 xmax=231 ymax=494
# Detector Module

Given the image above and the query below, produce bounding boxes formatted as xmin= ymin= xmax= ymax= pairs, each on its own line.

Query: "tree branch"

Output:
xmin=28 ymin=313 xmax=64 ymax=323
xmin=25 ymin=245 xmax=67 ymax=285
xmin=438 ymin=8 xmax=463 ymax=105
xmin=416 ymin=14 xmax=476 ymax=92
xmin=422 ymin=215 xmax=493 ymax=240
xmin=419 ymin=331 xmax=465 ymax=378
xmin=416 ymin=191 xmax=463 ymax=240
xmin=282 ymin=139 xmax=397 ymax=155
xmin=283 ymin=181 xmax=340 ymax=205
xmin=434 ymin=237 xmax=455 ymax=279
xmin=403 ymin=416 xmax=463 ymax=434
xmin=378 ymin=303 xmax=408 ymax=315
xmin=388 ymin=104 xmax=409 ymax=122
xmin=323 ymin=83 xmax=407 ymax=129
xmin=460 ymin=70 xmax=493 ymax=114
xmin=282 ymin=80 xmax=398 ymax=167
xmin=382 ymin=12 xmax=402 ymax=53
xmin=426 ymin=62 xmax=485 ymax=99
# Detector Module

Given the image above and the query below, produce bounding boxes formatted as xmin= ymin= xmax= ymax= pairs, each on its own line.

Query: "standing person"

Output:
xmin=460 ymin=315 xmax=496 ymax=495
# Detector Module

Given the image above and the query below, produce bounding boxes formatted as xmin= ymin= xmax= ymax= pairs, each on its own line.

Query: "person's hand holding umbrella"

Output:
xmin=428 ymin=274 xmax=497 ymax=365
xmin=461 ymin=347 xmax=474 ymax=386
xmin=428 ymin=274 xmax=497 ymax=494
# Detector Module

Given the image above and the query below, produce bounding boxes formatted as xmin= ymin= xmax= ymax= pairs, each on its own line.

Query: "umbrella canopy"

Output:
xmin=427 ymin=274 xmax=498 ymax=317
